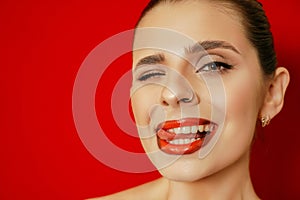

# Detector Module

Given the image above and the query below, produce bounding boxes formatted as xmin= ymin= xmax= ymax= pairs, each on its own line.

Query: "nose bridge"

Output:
xmin=160 ymin=67 xmax=197 ymax=107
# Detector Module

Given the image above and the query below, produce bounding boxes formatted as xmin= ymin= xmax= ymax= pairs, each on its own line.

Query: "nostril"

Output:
xmin=160 ymin=87 xmax=178 ymax=107
xmin=179 ymin=92 xmax=194 ymax=103
xmin=160 ymin=86 xmax=196 ymax=107
xmin=162 ymin=100 xmax=169 ymax=106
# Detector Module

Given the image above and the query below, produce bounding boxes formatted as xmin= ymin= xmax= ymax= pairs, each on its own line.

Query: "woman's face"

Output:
xmin=131 ymin=1 xmax=266 ymax=181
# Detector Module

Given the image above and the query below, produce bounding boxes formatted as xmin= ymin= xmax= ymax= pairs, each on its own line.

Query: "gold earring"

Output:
xmin=261 ymin=115 xmax=271 ymax=127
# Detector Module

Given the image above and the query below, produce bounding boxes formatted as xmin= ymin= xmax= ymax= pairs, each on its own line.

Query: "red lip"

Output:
xmin=157 ymin=118 xmax=211 ymax=130
xmin=156 ymin=118 xmax=217 ymax=155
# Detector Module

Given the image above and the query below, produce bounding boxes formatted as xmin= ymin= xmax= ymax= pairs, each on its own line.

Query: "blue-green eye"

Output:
xmin=196 ymin=61 xmax=233 ymax=73
xmin=138 ymin=71 xmax=166 ymax=81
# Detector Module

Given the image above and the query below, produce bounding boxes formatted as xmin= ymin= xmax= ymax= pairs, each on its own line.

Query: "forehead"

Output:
xmin=134 ymin=1 xmax=252 ymax=62
xmin=139 ymin=0 xmax=242 ymax=27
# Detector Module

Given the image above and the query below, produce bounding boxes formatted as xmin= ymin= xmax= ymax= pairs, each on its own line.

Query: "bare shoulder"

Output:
xmin=86 ymin=178 xmax=168 ymax=200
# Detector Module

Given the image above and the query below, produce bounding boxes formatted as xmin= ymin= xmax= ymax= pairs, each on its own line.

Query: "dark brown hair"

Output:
xmin=136 ymin=0 xmax=276 ymax=76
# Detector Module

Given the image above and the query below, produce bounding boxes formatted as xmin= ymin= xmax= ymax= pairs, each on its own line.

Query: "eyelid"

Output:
xmin=138 ymin=71 xmax=166 ymax=81
xmin=195 ymin=53 xmax=228 ymax=67
xmin=133 ymin=64 xmax=167 ymax=81
xmin=195 ymin=61 xmax=233 ymax=73
xmin=195 ymin=53 xmax=224 ymax=66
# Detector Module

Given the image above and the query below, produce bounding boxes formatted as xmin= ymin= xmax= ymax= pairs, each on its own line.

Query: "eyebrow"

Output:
xmin=134 ymin=40 xmax=240 ymax=67
xmin=135 ymin=53 xmax=165 ymax=67
xmin=185 ymin=40 xmax=240 ymax=55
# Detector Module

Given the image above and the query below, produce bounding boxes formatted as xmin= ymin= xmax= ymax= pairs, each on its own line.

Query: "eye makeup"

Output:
xmin=133 ymin=64 xmax=167 ymax=82
xmin=196 ymin=61 xmax=233 ymax=73
xmin=194 ymin=53 xmax=234 ymax=75
xmin=138 ymin=70 xmax=166 ymax=81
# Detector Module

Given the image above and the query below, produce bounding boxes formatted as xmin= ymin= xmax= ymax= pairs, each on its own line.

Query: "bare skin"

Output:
xmin=90 ymin=1 xmax=289 ymax=199
xmin=91 ymin=151 xmax=258 ymax=200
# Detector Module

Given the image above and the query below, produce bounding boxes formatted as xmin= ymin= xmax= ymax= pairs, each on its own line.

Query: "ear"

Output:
xmin=260 ymin=67 xmax=290 ymax=120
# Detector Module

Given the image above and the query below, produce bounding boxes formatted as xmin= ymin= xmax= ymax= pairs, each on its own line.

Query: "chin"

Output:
xmin=157 ymin=154 xmax=216 ymax=182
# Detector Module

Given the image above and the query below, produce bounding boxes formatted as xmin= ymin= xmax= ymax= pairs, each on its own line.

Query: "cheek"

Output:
xmin=223 ymin=71 xmax=262 ymax=146
xmin=201 ymin=73 xmax=263 ymax=173
xmin=131 ymin=86 xmax=160 ymax=126
xmin=226 ymin=73 xmax=262 ymax=123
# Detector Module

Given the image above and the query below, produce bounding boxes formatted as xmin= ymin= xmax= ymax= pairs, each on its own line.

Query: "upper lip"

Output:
xmin=156 ymin=117 xmax=215 ymax=131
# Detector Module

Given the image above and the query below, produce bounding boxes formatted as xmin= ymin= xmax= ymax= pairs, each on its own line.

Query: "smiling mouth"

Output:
xmin=156 ymin=118 xmax=218 ymax=155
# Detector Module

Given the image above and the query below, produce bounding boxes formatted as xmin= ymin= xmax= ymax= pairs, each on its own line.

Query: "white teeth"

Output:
xmin=204 ymin=125 xmax=210 ymax=132
xmin=210 ymin=125 xmax=214 ymax=132
xmin=169 ymin=140 xmax=179 ymax=145
xmin=182 ymin=126 xmax=190 ymax=134
xmin=168 ymin=138 xmax=201 ymax=145
xmin=191 ymin=126 xmax=198 ymax=133
xmin=166 ymin=124 xmax=215 ymax=134
xmin=198 ymin=125 xmax=204 ymax=132
xmin=174 ymin=127 xmax=181 ymax=134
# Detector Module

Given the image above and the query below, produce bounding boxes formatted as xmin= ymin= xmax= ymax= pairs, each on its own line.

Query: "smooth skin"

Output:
xmin=92 ymin=0 xmax=289 ymax=199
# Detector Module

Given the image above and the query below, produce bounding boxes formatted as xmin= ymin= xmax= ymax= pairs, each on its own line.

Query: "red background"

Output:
xmin=1 ymin=0 xmax=300 ymax=199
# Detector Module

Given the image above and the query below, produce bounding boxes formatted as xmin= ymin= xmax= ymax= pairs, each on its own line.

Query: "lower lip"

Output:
xmin=157 ymin=137 xmax=207 ymax=155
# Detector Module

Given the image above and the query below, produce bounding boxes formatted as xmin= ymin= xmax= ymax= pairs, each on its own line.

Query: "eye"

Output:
xmin=196 ymin=61 xmax=233 ymax=73
xmin=138 ymin=71 xmax=166 ymax=81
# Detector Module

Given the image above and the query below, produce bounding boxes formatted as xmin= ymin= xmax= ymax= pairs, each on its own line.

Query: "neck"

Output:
xmin=164 ymin=152 xmax=259 ymax=200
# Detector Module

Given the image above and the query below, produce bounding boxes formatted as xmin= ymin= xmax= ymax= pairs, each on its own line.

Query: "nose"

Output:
xmin=160 ymin=75 xmax=198 ymax=107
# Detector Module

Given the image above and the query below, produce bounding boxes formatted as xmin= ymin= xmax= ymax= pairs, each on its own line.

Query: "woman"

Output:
xmin=95 ymin=0 xmax=290 ymax=199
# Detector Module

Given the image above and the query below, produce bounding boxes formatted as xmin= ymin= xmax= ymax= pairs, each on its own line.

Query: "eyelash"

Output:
xmin=137 ymin=61 xmax=232 ymax=81
xmin=196 ymin=61 xmax=233 ymax=74
xmin=138 ymin=71 xmax=166 ymax=81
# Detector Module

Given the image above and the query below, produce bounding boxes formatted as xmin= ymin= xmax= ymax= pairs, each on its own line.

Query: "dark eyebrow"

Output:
xmin=185 ymin=40 xmax=240 ymax=55
xmin=134 ymin=41 xmax=239 ymax=69
xmin=135 ymin=53 xmax=165 ymax=67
